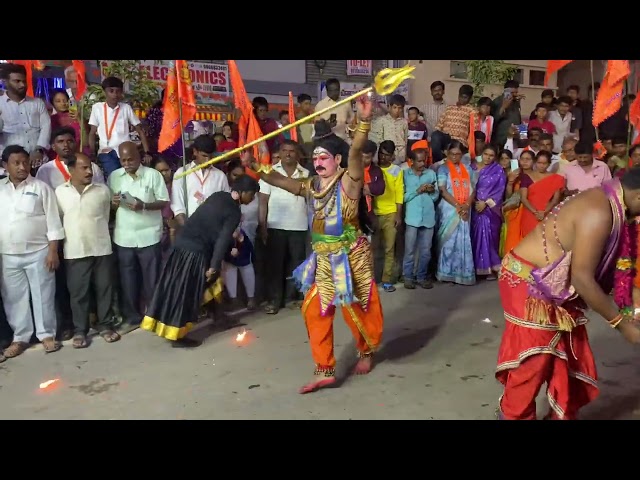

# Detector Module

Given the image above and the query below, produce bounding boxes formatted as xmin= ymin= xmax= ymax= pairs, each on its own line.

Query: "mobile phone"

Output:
xmin=504 ymin=88 xmax=512 ymax=100
xmin=510 ymin=159 xmax=519 ymax=172
xmin=329 ymin=113 xmax=337 ymax=123
xmin=120 ymin=192 xmax=137 ymax=206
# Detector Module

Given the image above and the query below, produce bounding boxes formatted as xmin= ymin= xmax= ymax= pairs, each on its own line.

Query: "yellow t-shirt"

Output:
xmin=373 ymin=164 xmax=404 ymax=216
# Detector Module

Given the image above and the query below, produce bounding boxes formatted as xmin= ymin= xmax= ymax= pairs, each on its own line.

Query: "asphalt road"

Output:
xmin=2 ymin=281 xmax=640 ymax=420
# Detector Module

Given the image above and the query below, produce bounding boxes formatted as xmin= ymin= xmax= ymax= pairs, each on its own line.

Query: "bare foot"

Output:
xmin=354 ymin=355 xmax=373 ymax=375
xmin=298 ymin=369 xmax=336 ymax=394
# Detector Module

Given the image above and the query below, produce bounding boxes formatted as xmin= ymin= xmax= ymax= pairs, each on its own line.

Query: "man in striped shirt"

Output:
xmin=420 ymin=81 xmax=448 ymax=141
xmin=430 ymin=84 xmax=475 ymax=164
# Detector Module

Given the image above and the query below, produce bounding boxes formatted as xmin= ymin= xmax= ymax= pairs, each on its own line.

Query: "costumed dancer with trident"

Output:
xmin=174 ymin=65 xmax=416 ymax=393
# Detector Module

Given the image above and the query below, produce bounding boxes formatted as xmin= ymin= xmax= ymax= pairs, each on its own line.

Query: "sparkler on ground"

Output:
xmin=39 ymin=379 xmax=60 ymax=389
xmin=174 ymin=64 xmax=416 ymax=180
xmin=236 ymin=329 xmax=247 ymax=343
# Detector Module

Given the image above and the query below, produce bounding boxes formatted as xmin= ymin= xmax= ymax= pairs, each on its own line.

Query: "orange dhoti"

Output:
xmin=496 ymin=252 xmax=599 ymax=420
xmin=302 ymin=283 xmax=384 ymax=373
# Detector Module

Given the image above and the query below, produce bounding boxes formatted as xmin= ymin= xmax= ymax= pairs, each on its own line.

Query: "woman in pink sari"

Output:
xmin=471 ymin=145 xmax=507 ymax=279
xmin=50 ymin=89 xmax=90 ymax=156
xmin=519 ymin=151 xmax=565 ymax=238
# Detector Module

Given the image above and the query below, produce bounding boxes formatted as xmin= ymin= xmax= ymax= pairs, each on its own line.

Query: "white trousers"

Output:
xmin=223 ymin=262 xmax=255 ymax=299
xmin=1 ymin=247 xmax=57 ymax=343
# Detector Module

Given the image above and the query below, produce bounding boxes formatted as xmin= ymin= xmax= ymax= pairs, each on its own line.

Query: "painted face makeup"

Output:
xmin=313 ymin=146 xmax=339 ymax=178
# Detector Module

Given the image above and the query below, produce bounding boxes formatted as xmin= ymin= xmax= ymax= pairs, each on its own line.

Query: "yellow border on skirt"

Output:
xmin=140 ymin=316 xmax=194 ymax=341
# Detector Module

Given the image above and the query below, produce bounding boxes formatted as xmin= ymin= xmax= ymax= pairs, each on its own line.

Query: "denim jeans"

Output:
xmin=98 ymin=150 xmax=121 ymax=179
xmin=402 ymin=226 xmax=434 ymax=282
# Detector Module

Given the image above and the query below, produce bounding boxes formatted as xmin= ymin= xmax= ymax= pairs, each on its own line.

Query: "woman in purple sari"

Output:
xmin=471 ymin=144 xmax=507 ymax=279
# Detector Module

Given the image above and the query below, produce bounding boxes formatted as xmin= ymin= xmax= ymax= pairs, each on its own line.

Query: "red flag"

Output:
xmin=71 ymin=60 xmax=87 ymax=99
xmin=228 ymin=60 xmax=270 ymax=178
xmin=593 ymin=60 xmax=630 ymax=127
xmin=288 ymin=91 xmax=298 ymax=142
xmin=544 ymin=60 xmax=573 ymax=87
xmin=158 ymin=61 xmax=197 ymax=152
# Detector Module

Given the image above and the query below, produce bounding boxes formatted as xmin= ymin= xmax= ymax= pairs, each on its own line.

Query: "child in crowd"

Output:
xmin=223 ymin=228 xmax=256 ymax=311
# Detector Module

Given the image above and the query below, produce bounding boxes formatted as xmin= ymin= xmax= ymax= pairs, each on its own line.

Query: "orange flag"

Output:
xmin=593 ymin=60 xmax=630 ymax=127
xmin=228 ymin=60 xmax=270 ymax=178
xmin=71 ymin=60 xmax=87 ymax=99
xmin=468 ymin=112 xmax=477 ymax=158
xmin=544 ymin=60 xmax=573 ymax=87
xmin=629 ymin=95 xmax=640 ymax=146
xmin=158 ymin=60 xmax=197 ymax=152
xmin=288 ymin=91 xmax=298 ymax=142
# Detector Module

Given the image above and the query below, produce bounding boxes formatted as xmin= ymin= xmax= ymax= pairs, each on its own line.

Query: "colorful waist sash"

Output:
xmin=293 ymin=226 xmax=360 ymax=312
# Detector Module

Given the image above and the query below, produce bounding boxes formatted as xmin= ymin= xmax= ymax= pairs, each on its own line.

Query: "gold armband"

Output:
xmin=356 ymin=121 xmax=371 ymax=134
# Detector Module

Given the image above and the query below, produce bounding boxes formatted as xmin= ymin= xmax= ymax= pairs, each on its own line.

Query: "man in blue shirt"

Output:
xmin=402 ymin=146 xmax=439 ymax=289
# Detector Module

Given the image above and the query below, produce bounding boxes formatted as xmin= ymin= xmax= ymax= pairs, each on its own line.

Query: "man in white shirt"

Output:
xmin=108 ymin=142 xmax=169 ymax=333
xmin=0 ymin=63 xmax=52 ymax=157
xmin=258 ymin=140 xmax=309 ymax=315
xmin=37 ymin=127 xmax=105 ymax=189
xmin=549 ymin=96 xmax=579 ymax=153
xmin=0 ymin=145 xmax=65 ymax=358
xmin=88 ymin=76 xmax=152 ymax=178
xmin=36 ymin=126 xmax=105 ymax=341
xmin=56 ymin=154 xmax=121 ymax=348
xmin=314 ymin=78 xmax=355 ymax=141
xmin=171 ymin=134 xmax=230 ymax=224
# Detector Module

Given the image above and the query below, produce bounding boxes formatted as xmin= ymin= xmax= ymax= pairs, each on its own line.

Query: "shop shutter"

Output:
xmin=305 ymin=60 xmax=388 ymax=88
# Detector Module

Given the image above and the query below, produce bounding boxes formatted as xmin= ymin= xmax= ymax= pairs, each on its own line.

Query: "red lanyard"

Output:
xmin=55 ymin=157 xmax=71 ymax=182
xmin=103 ymin=103 xmax=121 ymax=142
xmin=195 ymin=169 xmax=210 ymax=188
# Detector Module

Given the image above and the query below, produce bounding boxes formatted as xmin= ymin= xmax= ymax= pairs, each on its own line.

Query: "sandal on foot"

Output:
xmin=99 ymin=330 xmax=121 ymax=343
xmin=72 ymin=334 xmax=89 ymax=349
xmin=264 ymin=304 xmax=279 ymax=315
xmin=60 ymin=329 xmax=74 ymax=341
xmin=41 ymin=337 xmax=61 ymax=353
xmin=4 ymin=341 xmax=29 ymax=358
xmin=246 ymin=298 xmax=257 ymax=311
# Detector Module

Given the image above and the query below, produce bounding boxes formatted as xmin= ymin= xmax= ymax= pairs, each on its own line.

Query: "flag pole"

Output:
xmin=176 ymin=60 xmax=189 ymax=218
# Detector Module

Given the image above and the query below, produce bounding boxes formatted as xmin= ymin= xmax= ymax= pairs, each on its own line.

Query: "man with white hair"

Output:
xmin=64 ymin=65 xmax=77 ymax=102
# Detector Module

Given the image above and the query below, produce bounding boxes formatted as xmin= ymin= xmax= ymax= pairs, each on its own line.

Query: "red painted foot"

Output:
xmin=298 ymin=377 xmax=336 ymax=394
xmin=354 ymin=356 xmax=372 ymax=375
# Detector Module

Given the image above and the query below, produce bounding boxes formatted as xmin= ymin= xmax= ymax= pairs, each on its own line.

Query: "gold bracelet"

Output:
xmin=356 ymin=121 xmax=371 ymax=134
xmin=609 ymin=313 xmax=624 ymax=328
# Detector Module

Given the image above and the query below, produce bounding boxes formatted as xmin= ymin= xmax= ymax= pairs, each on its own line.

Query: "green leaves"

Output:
xmin=80 ymin=60 xmax=163 ymax=118
xmin=465 ymin=60 xmax=519 ymax=103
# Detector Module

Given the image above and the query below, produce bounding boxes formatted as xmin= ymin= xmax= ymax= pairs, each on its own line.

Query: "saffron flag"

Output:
xmin=228 ymin=60 xmax=270 ymax=178
xmin=71 ymin=60 xmax=87 ymax=99
xmin=158 ymin=60 xmax=197 ymax=152
xmin=468 ymin=112 xmax=476 ymax=159
xmin=593 ymin=60 xmax=630 ymax=127
xmin=288 ymin=91 xmax=298 ymax=142
xmin=544 ymin=60 xmax=573 ymax=87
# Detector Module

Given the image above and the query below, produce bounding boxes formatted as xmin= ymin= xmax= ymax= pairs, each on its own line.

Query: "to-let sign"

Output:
xmin=347 ymin=60 xmax=373 ymax=76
